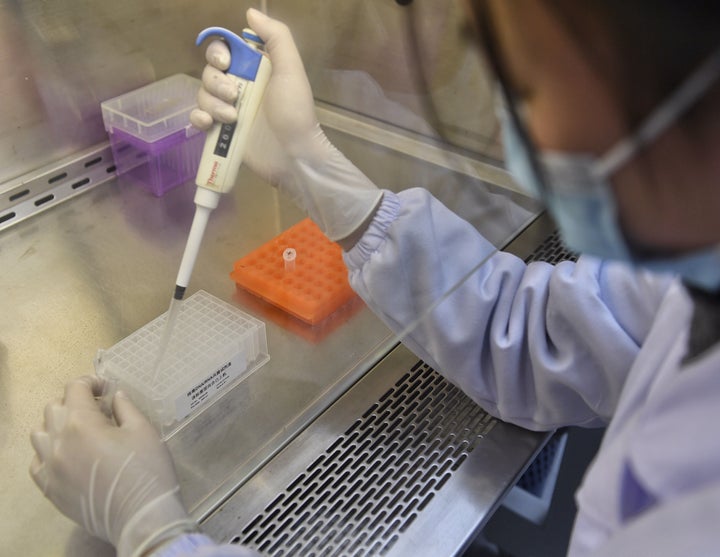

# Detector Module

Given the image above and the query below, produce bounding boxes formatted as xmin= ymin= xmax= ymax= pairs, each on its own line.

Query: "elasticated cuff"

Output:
xmin=343 ymin=190 xmax=401 ymax=270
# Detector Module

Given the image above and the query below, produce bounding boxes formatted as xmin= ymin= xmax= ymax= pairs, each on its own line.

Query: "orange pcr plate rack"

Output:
xmin=230 ymin=218 xmax=357 ymax=325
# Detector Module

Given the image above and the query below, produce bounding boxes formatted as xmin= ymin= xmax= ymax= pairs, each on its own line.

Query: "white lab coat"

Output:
xmin=159 ymin=188 xmax=720 ymax=556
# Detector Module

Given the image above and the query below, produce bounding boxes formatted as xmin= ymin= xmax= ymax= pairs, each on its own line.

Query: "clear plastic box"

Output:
xmin=101 ymin=74 xmax=205 ymax=197
xmin=95 ymin=290 xmax=269 ymax=439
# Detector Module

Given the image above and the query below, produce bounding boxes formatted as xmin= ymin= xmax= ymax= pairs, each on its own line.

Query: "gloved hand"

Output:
xmin=190 ymin=8 xmax=383 ymax=246
xmin=30 ymin=376 xmax=197 ymax=557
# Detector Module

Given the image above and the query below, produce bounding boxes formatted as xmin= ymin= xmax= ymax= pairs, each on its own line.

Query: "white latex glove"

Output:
xmin=190 ymin=8 xmax=383 ymax=245
xmin=30 ymin=376 xmax=197 ymax=557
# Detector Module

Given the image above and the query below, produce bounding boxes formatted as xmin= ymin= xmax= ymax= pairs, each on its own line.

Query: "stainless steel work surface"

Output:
xmin=0 ymin=162 xmax=390 ymax=557
xmin=0 ymin=116 xmax=542 ymax=556
xmin=202 ymin=343 xmax=547 ymax=557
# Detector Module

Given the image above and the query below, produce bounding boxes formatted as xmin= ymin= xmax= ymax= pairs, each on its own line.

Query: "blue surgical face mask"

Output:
xmin=500 ymin=48 xmax=720 ymax=291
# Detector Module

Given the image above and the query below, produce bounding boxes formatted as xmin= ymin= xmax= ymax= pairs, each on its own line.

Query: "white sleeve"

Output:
xmin=344 ymin=189 xmax=673 ymax=430
xmin=583 ymin=482 xmax=720 ymax=557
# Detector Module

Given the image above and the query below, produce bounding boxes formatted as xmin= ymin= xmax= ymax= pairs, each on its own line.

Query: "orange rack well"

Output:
xmin=230 ymin=218 xmax=358 ymax=325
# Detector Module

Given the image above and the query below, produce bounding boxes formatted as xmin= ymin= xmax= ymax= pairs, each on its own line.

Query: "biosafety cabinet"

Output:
xmin=0 ymin=2 xmax=579 ymax=556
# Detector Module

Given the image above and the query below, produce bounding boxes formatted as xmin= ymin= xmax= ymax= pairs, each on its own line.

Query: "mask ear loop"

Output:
xmin=472 ymin=1 xmax=552 ymax=204
xmin=595 ymin=47 xmax=720 ymax=178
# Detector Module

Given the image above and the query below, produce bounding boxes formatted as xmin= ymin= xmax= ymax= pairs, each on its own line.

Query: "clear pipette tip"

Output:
xmin=151 ymin=297 xmax=183 ymax=386
xmin=283 ymin=247 xmax=296 ymax=272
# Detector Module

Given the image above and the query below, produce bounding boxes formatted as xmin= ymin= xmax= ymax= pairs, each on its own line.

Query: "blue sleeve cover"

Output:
xmin=344 ymin=188 xmax=673 ymax=430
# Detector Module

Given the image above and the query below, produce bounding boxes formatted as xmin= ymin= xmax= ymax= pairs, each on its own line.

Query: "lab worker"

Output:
xmin=30 ymin=2 xmax=720 ymax=556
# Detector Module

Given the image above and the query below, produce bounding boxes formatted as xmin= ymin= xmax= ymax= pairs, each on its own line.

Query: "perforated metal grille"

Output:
xmin=524 ymin=230 xmax=578 ymax=265
xmin=232 ymin=361 xmax=497 ymax=556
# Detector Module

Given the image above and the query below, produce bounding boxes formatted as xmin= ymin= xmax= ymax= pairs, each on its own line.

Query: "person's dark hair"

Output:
xmin=545 ymin=1 xmax=720 ymax=128
xmin=466 ymin=0 xmax=720 ymax=198
xmin=471 ymin=0 xmax=720 ymax=128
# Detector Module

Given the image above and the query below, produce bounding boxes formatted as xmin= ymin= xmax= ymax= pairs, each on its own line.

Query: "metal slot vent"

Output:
xmin=516 ymin=433 xmax=563 ymax=496
xmin=0 ymin=143 xmax=116 ymax=233
xmin=525 ymin=229 xmax=577 ymax=265
xmin=232 ymin=361 xmax=497 ymax=556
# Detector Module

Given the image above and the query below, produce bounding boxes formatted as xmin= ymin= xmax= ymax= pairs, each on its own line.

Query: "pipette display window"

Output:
xmin=95 ymin=290 xmax=269 ymax=439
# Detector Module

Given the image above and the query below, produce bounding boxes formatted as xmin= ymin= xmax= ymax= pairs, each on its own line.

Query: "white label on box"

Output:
xmin=174 ymin=351 xmax=247 ymax=422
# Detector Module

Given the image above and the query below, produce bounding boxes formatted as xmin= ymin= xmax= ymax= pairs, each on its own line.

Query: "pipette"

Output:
xmin=153 ymin=27 xmax=271 ymax=377
xmin=174 ymin=26 xmax=272 ymax=301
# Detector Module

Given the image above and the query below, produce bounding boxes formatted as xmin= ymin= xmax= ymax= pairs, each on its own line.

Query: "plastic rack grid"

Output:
xmin=230 ymin=218 xmax=357 ymax=325
xmin=95 ymin=290 xmax=269 ymax=438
